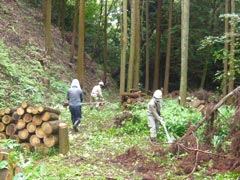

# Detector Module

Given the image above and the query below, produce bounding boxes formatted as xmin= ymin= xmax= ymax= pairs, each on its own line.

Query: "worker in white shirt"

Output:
xmin=90 ymin=81 xmax=104 ymax=110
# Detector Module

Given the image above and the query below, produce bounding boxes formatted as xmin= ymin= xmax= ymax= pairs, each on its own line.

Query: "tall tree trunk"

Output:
xmin=70 ymin=0 xmax=79 ymax=62
xmin=179 ymin=0 xmax=190 ymax=106
xmin=42 ymin=0 xmax=46 ymax=25
xmin=103 ymin=0 xmax=108 ymax=83
xmin=228 ymin=0 xmax=235 ymax=93
xmin=163 ymin=0 xmax=173 ymax=96
xmin=120 ymin=0 xmax=127 ymax=94
xmin=153 ymin=0 xmax=162 ymax=91
xmin=127 ymin=0 xmax=136 ymax=91
xmin=200 ymin=50 xmax=209 ymax=89
xmin=59 ymin=0 xmax=66 ymax=40
xmin=223 ymin=0 xmax=230 ymax=96
xmin=45 ymin=0 xmax=52 ymax=56
xmin=77 ymin=0 xmax=85 ymax=86
xmin=92 ymin=0 xmax=103 ymax=59
xmin=145 ymin=0 xmax=150 ymax=92
xmin=133 ymin=0 xmax=140 ymax=89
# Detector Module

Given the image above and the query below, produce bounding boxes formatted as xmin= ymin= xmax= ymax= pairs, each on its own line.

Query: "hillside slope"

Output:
xmin=0 ymin=0 xmax=114 ymax=106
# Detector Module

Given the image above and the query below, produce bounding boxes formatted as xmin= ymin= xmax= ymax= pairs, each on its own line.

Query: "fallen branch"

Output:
xmin=179 ymin=86 xmax=240 ymax=142
xmin=186 ymin=132 xmax=199 ymax=179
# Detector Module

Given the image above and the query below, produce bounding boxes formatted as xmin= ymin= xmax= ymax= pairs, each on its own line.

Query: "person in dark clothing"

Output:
xmin=67 ymin=79 xmax=83 ymax=132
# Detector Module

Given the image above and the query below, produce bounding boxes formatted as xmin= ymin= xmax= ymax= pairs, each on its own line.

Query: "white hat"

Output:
xmin=153 ymin=90 xmax=162 ymax=99
xmin=99 ymin=81 xmax=104 ymax=86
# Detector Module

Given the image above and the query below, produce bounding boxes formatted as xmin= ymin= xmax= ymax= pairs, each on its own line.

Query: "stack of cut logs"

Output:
xmin=0 ymin=102 xmax=68 ymax=152
xmin=121 ymin=90 xmax=148 ymax=109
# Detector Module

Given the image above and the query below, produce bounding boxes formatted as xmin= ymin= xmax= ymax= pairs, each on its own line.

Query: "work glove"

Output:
xmin=158 ymin=116 xmax=165 ymax=126
xmin=62 ymin=102 xmax=69 ymax=107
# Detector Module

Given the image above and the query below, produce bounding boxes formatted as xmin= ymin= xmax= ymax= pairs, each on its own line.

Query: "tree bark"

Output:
xmin=120 ymin=0 xmax=127 ymax=94
xmin=41 ymin=112 xmax=59 ymax=121
xmin=103 ymin=0 xmax=108 ymax=83
xmin=164 ymin=0 xmax=173 ymax=96
xmin=145 ymin=0 xmax=150 ymax=92
xmin=228 ymin=0 xmax=235 ymax=94
xmin=222 ymin=0 xmax=230 ymax=96
xmin=179 ymin=0 xmax=190 ymax=106
xmin=127 ymin=0 xmax=136 ymax=91
xmin=77 ymin=0 xmax=85 ymax=86
xmin=45 ymin=0 xmax=52 ymax=56
xmin=133 ymin=0 xmax=140 ymax=89
xmin=37 ymin=106 xmax=61 ymax=115
xmin=153 ymin=0 xmax=162 ymax=91
xmin=70 ymin=0 xmax=79 ymax=62
xmin=58 ymin=123 xmax=69 ymax=154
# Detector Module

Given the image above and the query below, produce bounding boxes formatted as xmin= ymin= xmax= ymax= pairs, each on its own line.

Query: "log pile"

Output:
xmin=120 ymin=90 xmax=148 ymax=110
xmin=0 ymin=102 xmax=69 ymax=154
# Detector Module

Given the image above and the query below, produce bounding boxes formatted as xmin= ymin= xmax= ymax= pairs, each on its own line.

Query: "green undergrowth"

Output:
xmin=0 ymin=40 xmax=69 ymax=108
xmin=0 ymin=97 xmax=238 ymax=179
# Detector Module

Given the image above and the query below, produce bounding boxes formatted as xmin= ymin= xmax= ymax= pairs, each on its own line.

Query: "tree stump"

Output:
xmin=58 ymin=123 xmax=69 ymax=154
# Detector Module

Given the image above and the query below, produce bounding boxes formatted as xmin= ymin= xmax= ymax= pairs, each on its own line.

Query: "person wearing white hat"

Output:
xmin=147 ymin=89 xmax=165 ymax=142
xmin=90 ymin=81 xmax=104 ymax=110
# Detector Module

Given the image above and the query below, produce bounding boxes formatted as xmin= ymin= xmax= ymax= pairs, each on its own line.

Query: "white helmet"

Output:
xmin=99 ymin=81 xmax=104 ymax=86
xmin=153 ymin=90 xmax=162 ymax=99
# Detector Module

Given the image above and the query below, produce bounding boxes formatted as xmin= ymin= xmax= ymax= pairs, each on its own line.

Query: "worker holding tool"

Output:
xmin=67 ymin=79 xmax=83 ymax=132
xmin=90 ymin=81 xmax=105 ymax=110
xmin=147 ymin=89 xmax=166 ymax=143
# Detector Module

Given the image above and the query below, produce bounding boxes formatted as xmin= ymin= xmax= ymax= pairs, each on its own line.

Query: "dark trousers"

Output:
xmin=69 ymin=105 xmax=82 ymax=127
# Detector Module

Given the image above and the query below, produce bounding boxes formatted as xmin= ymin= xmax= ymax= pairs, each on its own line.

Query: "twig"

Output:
xmin=176 ymin=142 xmax=230 ymax=158
xmin=185 ymin=132 xmax=199 ymax=179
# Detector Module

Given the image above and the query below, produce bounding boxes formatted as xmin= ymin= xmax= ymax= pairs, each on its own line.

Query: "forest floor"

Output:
xmin=31 ymin=98 xmax=240 ymax=180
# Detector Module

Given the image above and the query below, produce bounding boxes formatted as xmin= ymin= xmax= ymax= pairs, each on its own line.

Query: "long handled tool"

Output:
xmin=161 ymin=118 xmax=175 ymax=143
xmin=63 ymin=101 xmax=110 ymax=107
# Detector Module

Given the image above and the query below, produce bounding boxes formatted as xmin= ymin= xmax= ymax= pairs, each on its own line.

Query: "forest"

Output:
xmin=0 ymin=0 xmax=240 ymax=179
